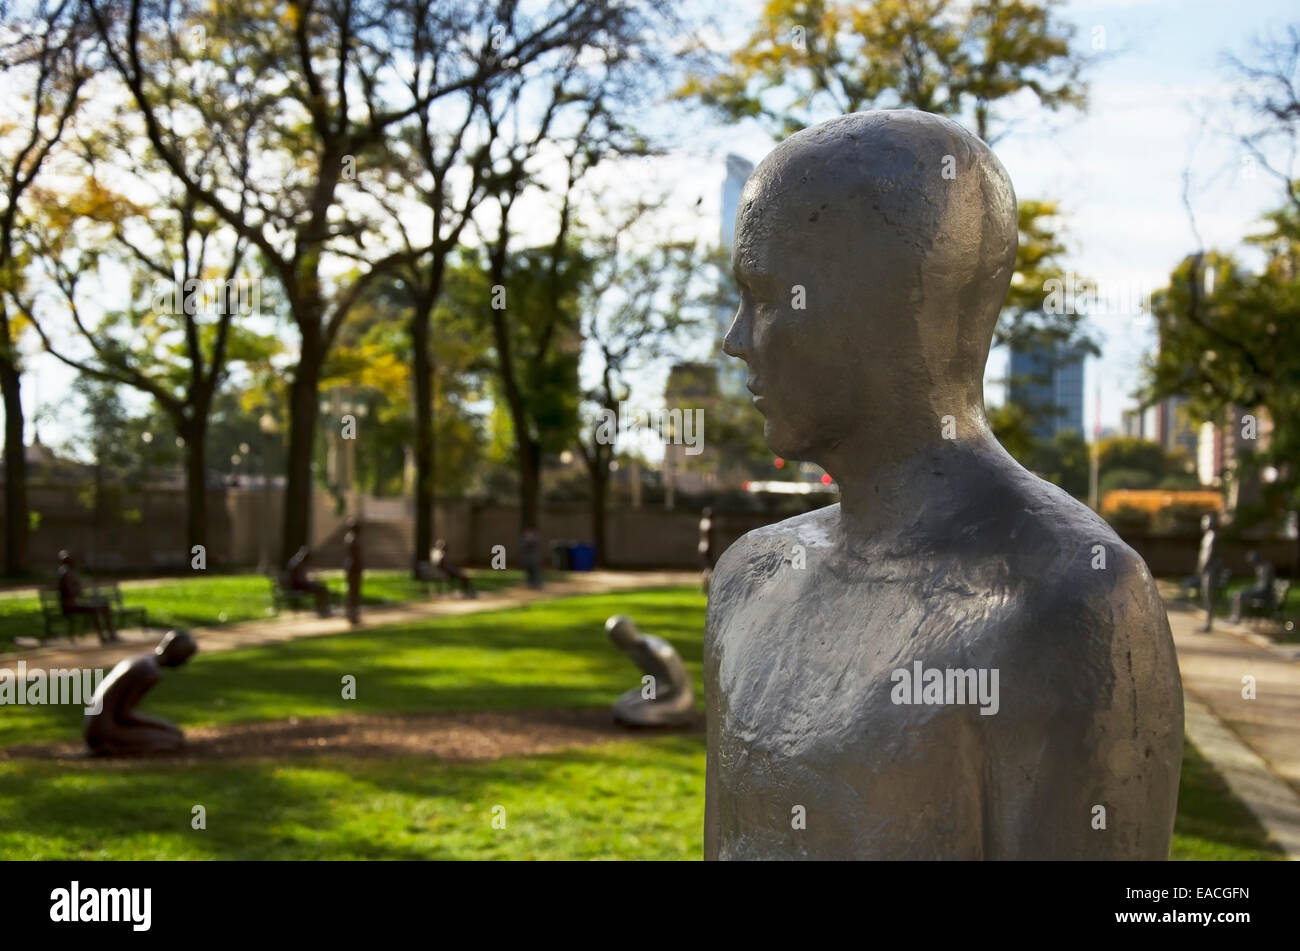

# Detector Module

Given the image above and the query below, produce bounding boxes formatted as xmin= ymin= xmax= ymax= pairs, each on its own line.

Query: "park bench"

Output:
xmin=1238 ymin=578 xmax=1293 ymax=626
xmin=268 ymin=574 xmax=339 ymax=615
xmin=37 ymin=583 xmax=150 ymax=643
xmin=414 ymin=560 xmax=453 ymax=596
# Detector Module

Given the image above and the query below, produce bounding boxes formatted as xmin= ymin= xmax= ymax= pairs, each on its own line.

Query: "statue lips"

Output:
xmin=747 ymin=381 xmax=766 ymax=412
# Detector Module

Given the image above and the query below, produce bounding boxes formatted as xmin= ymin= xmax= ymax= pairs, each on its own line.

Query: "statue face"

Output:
xmin=725 ymin=181 xmax=907 ymax=462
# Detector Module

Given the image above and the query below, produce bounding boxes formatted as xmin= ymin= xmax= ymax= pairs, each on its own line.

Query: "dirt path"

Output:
xmin=0 ymin=708 xmax=703 ymax=766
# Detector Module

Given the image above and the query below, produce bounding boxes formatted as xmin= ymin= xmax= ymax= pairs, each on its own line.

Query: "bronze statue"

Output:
xmin=698 ymin=508 xmax=716 ymax=593
xmin=344 ymin=518 xmax=363 ymax=625
xmin=57 ymin=550 xmax=120 ymax=645
xmin=431 ymin=539 xmax=477 ymax=598
xmin=285 ymin=545 xmax=331 ymax=618
xmin=84 ymin=629 xmax=198 ymax=756
xmin=706 ymin=111 xmax=1183 ymax=860
xmin=1195 ymin=513 xmax=1223 ymax=632
xmin=606 ymin=615 xmax=694 ymax=728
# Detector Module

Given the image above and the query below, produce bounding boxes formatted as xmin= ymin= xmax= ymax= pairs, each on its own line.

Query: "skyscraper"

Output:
xmin=716 ymin=154 xmax=753 ymax=394
xmin=720 ymin=153 xmax=753 ymax=251
xmin=1007 ymin=342 xmax=1086 ymax=441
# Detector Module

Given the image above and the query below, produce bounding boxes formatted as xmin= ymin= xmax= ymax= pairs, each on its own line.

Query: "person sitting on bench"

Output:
xmin=57 ymin=550 xmax=120 ymax=645
xmin=1229 ymin=550 xmax=1277 ymax=623
xmin=431 ymin=540 xmax=476 ymax=598
xmin=285 ymin=545 xmax=332 ymax=617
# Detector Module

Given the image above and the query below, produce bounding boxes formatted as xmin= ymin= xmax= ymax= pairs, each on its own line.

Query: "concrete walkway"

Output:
xmin=1164 ymin=595 xmax=1300 ymax=858
xmin=0 ymin=570 xmax=698 ymax=673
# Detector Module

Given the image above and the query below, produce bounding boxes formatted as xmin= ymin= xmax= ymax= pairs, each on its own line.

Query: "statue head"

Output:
xmin=1201 ymin=513 xmax=1218 ymax=532
xmin=605 ymin=615 xmax=641 ymax=651
xmin=156 ymin=629 xmax=198 ymax=668
xmin=1246 ymin=549 xmax=1260 ymax=566
xmin=723 ymin=110 xmax=1018 ymax=467
xmin=58 ymin=549 xmax=73 ymax=567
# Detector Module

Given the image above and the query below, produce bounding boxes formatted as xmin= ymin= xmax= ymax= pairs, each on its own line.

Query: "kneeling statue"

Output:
xmin=606 ymin=615 xmax=694 ymax=728
xmin=85 ymin=629 xmax=198 ymax=756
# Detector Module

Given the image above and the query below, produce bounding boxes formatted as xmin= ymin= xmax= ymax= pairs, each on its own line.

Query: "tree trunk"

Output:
xmin=180 ymin=415 xmax=208 ymax=555
xmin=0 ymin=356 xmax=27 ymax=576
xmin=410 ymin=294 xmax=435 ymax=576
xmin=281 ymin=327 xmax=323 ymax=565
xmin=590 ymin=465 xmax=608 ymax=567
xmin=520 ymin=438 xmax=541 ymax=533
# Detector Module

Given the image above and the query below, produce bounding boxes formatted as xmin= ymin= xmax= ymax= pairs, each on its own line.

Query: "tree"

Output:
xmin=86 ymin=0 xmax=487 ymax=563
xmin=1145 ymin=243 xmax=1300 ymax=536
xmin=574 ymin=198 xmax=706 ymax=564
xmin=681 ymin=0 xmax=1085 ymax=143
xmin=21 ymin=171 xmax=275 ymax=553
xmin=369 ymin=0 xmax=633 ymax=573
xmin=681 ymin=0 xmax=1095 ymax=362
xmin=0 ymin=0 xmax=92 ymax=574
xmin=477 ymin=4 xmax=670 ymax=533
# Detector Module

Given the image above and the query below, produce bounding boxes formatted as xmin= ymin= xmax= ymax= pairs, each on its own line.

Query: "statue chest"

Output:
xmin=706 ymin=570 xmax=997 ymax=857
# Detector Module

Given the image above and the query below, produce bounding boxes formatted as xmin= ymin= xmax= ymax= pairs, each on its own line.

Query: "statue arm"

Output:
xmin=703 ymin=609 xmax=722 ymax=861
xmin=986 ymin=558 xmax=1182 ymax=859
xmin=703 ymin=536 xmax=753 ymax=860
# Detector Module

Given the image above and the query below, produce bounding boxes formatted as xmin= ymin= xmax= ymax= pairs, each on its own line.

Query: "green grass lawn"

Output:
xmin=0 ymin=587 xmax=1284 ymax=860
xmin=0 ymin=568 xmax=531 ymax=651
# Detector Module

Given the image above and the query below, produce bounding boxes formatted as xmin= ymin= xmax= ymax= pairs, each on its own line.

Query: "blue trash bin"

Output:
xmin=569 ymin=543 xmax=596 ymax=572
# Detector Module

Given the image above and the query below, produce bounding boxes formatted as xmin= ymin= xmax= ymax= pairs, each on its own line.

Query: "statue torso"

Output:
xmin=705 ymin=474 xmax=1183 ymax=860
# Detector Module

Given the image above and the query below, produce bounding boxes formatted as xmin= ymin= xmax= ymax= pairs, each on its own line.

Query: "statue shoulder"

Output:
xmin=712 ymin=506 xmax=835 ymax=601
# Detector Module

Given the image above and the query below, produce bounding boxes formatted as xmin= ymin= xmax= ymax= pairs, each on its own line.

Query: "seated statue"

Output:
xmin=57 ymin=550 xmax=120 ymax=645
xmin=84 ymin=629 xmax=198 ymax=756
xmin=285 ymin=545 xmax=331 ymax=617
xmin=1229 ymin=550 xmax=1277 ymax=622
xmin=430 ymin=539 xmax=477 ymax=598
xmin=606 ymin=615 xmax=694 ymax=728
xmin=706 ymin=110 xmax=1183 ymax=860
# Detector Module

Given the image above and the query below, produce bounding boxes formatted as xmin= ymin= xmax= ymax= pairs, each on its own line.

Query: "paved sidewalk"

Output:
xmin=0 ymin=570 xmax=698 ymax=673
xmin=1164 ymin=596 xmax=1300 ymax=858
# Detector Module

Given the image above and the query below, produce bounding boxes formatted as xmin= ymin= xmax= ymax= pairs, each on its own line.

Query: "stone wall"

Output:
xmin=4 ymin=481 xmax=1295 ymax=578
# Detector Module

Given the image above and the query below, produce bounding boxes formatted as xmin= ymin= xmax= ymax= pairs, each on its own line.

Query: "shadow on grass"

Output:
xmin=0 ymin=589 xmax=708 ymax=748
xmin=0 ymin=734 xmax=706 ymax=860
xmin=1171 ymin=742 xmax=1285 ymax=860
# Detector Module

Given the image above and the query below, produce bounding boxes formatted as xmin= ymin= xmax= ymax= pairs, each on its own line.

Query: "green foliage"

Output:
xmin=1154 ymin=501 xmax=1220 ymax=536
xmin=449 ymin=246 xmax=585 ymax=461
xmin=1098 ymin=468 xmax=1157 ymax=496
xmin=1026 ymin=428 xmax=1090 ymax=498
xmin=681 ymin=0 xmax=1086 ymax=144
xmin=1145 ymin=210 xmax=1300 ymax=518
xmin=1098 ymin=436 xmax=1173 ymax=478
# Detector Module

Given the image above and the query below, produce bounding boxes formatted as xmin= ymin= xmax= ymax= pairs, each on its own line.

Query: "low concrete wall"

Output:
xmin=5 ymin=481 xmax=1294 ymax=578
xmin=1120 ymin=533 xmax=1298 ymax=579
